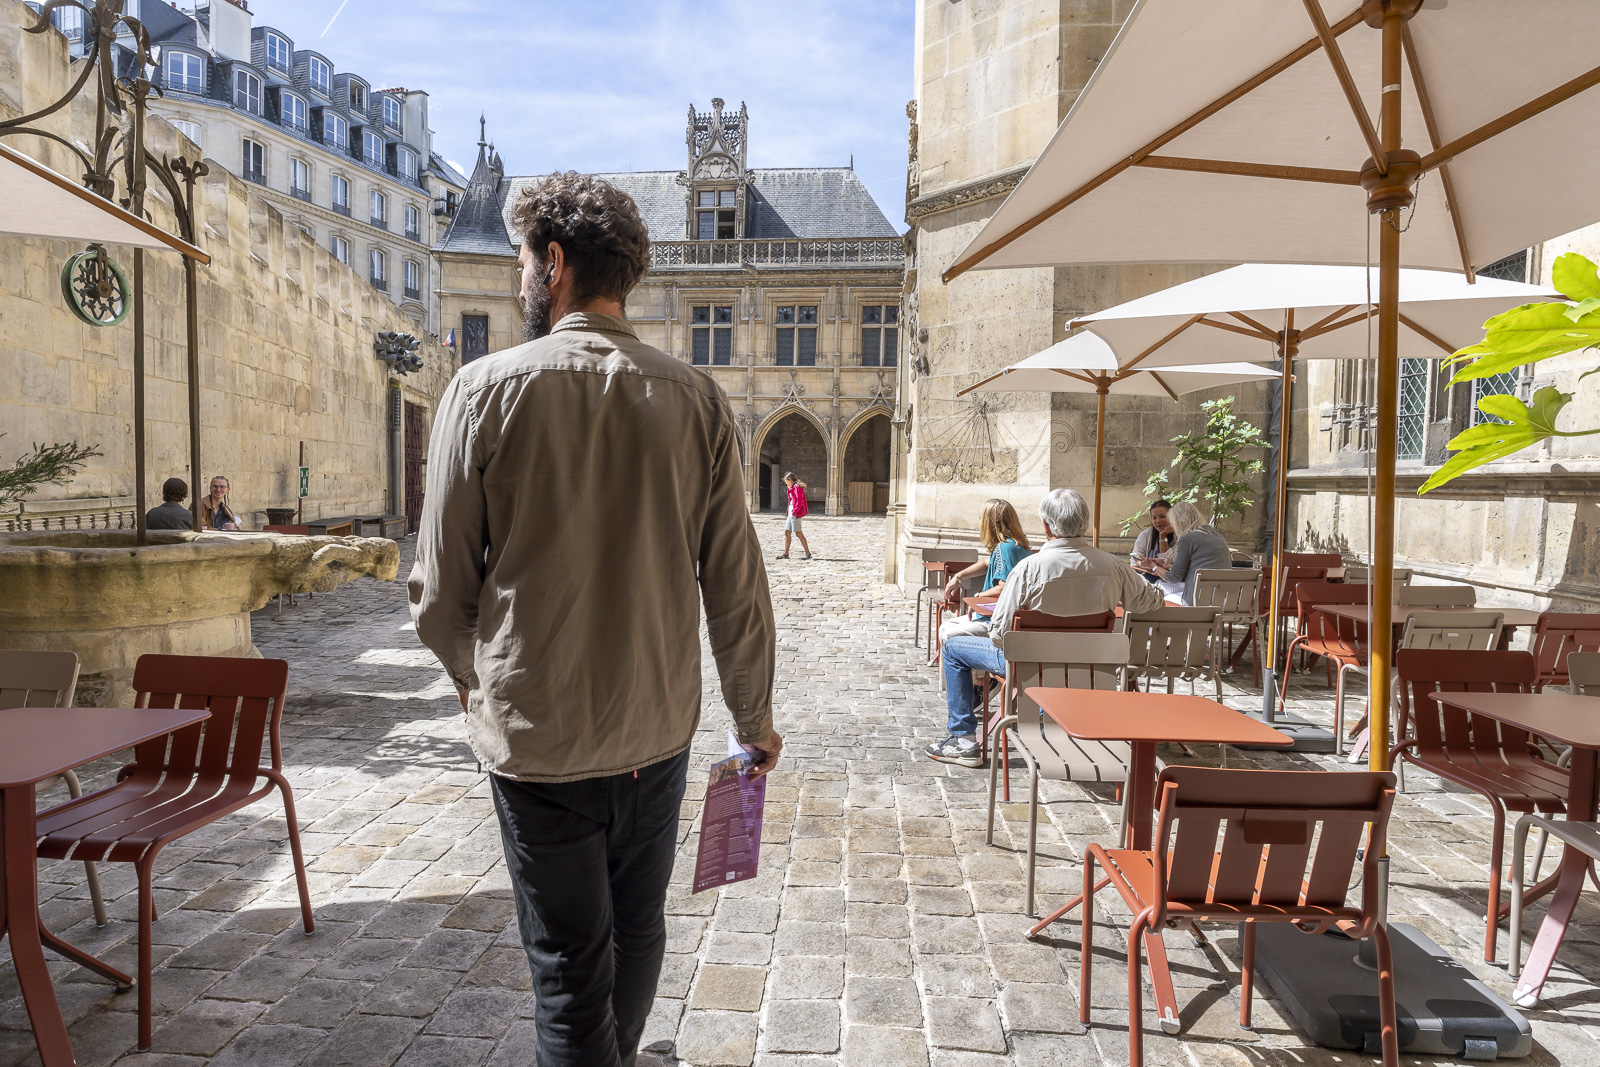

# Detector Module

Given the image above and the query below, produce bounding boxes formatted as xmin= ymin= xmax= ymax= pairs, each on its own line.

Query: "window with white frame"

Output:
xmin=322 ymin=111 xmax=347 ymax=150
xmin=241 ymin=138 xmax=264 ymax=183
xmin=859 ymin=304 xmax=899 ymax=367
xmin=362 ymin=130 xmax=384 ymax=166
xmin=775 ymin=305 xmax=818 ymax=366
xmin=307 ymin=55 xmax=330 ymax=96
xmin=381 ymin=95 xmax=403 ymax=132
xmin=395 ymin=146 xmax=417 ymax=182
xmin=265 ymin=33 xmax=290 ymax=71
xmin=370 ymin=189 xmax=387 ymax=226
xmin=404 ymin=259 xmax=420 ymax=298
xmin=369 ymin=247 xmax=387 ymax=287
xmin=171 ymin=120 xmax=202 ymax=148
xmin=404 ymin=204 xmax=420 ymax=240
xmin=165 ymin=51 xmax=203 ymax=93
xmin=695 ymin=189 xmax=737 ymax=240
xmin=691 ymin=305 xmax=733 ymax=365
xmin=281 ymin=92 xmax=307 ymax=132
xmin=331 ymin=174 xmax=350 ymax=213
xmin=331 ymin=235 xmax=348 ymax=264
xmin=1398 ymin=358 xmax=1428 ymax=458
xmin=49 ymin=5 xmax=84 ymax=40
xmin=289 ymin=158 xmax=309 ymax=199
xmin=233 ymin=69 xmax=261 ymax=113
xmin=349 ymin=82 xmax=366 ymax=113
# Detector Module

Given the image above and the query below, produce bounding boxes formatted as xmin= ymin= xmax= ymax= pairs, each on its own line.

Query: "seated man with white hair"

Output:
xmin=925 ymin=488 xmax=1165 ymax=767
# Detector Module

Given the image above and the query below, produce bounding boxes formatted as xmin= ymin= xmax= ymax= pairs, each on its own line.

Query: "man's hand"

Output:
xmin=740 ymin=730 xmax=784 ymax=778
xmin=457 ymin=688 xmax=469 ymax=712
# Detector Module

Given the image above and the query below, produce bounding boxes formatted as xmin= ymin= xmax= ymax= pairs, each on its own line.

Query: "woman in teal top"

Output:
xmin=935 ymin=499 xmax=1035 ymax=654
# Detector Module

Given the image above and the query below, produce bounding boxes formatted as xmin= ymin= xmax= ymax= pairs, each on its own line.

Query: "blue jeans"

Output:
xmin=943 ymin=634 xmax=1007 ymax=736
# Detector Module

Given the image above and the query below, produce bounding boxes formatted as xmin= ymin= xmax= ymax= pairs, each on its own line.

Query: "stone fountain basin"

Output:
xmin=0 ymin=530 xmax=400 ymax=706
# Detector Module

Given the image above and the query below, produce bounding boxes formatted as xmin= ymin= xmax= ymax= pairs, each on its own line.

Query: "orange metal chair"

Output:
xmin=1391 ymin=648 xmax=1565 ymax=963
xmin=35 ymin=655 xmax=314 ymax=1049
xmin=1080 ymin=766 xmax=1399 ymax=1067
xmin=1278 ymin=581 xmax=1371 ymax=718
xmin=1261 ymin=552 xmax=1342 ymax=671
xmin=1529 ymin=612 xmax=1600 ymax=691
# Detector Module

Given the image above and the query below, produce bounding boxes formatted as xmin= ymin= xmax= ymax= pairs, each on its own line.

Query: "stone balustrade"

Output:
xmin=650 ymin=238 xmax=906 ymax=270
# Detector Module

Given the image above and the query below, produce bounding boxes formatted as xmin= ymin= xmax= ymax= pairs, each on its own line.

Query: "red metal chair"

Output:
xmin=1529 ymin=612 xmax=1600 ymax=691
xmin=35 ymin=655 xmax=314 ymax=1048
xmin=1080 ymin=766 xmax=1398 ymax=1067
xmin=1391 ymin=648 xmax=1565 ymax=963
xmin=1260 ymin=552 xmax=1342 ymax=671
xmin=1278 ymin=581 xmax=1370 ymax=719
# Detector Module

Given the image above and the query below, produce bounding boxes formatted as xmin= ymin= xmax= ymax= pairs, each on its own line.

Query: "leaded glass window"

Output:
xmin=860 ymin=304 xmax=899 ymax=367
xmin=1397 ymin=358 xmax=1427 ymax=459
xmin=691 ymin=305 xmax=731 ymax=365
xmin=1474 ymin=370 xmax=1523 ymax=426
xmin=776 ymin=305 xmax=817 ymax=366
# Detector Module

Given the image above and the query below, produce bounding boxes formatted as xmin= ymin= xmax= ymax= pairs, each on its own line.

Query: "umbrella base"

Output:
xmin=1233 ymin=684 xmax=1337 ymax=752
xmin=1252 ymin=922 xmax=1531 ymax=1059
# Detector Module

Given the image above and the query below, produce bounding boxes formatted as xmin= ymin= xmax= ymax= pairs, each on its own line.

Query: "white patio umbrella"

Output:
xmin=957 ymin=330 xmax=1277 ymax=545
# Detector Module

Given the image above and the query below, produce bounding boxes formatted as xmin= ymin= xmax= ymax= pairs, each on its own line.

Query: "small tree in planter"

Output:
xmin=0 ymin=435 xmax=103 ymax=512
xmin=1120 ymin=396 xmax=1266 ymax=534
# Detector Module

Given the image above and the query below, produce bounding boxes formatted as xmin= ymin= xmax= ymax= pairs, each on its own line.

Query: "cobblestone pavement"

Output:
xmin=5 ymin=514 xmax=1600 ymax=1066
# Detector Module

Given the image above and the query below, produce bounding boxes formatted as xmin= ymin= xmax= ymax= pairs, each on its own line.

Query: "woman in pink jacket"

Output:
xmin=777 ymin=472 xmax=813 ymax=560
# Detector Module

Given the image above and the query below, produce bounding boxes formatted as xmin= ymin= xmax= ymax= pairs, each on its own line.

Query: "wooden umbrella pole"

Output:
xmin=1093 ymin=381 xmax=1108 ymax=546
xmin=1263 ymin=322 xmax=1297 ymax=716
xmin=133 ymin=247 xmax=147 ymax=547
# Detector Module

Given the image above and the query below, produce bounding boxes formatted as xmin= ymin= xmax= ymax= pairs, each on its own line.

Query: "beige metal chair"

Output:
xmin=1399 ymin=584 xmax=1477 ymax=608
xmin=1343 ymin=565 xmax=1414 ymax=585
xmin=1519 ymin=651 xmax=1600 ymax=884
xmin=1120 ymin=607 xmax=1222 ymax=698
xmin=985 ymin=631 xmax=1131 ymax=916
xmin=0 ymin=649 xmax=108 ymax=925
xmin=915 ymin=548 xmax=979 ymax=648
xmin=1190 ymin=568 xmax=1262 ymax=683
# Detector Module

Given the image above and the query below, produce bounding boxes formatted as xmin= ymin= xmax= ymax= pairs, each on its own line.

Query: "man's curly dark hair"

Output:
xmin=511 ymin=172 xmax=651 ymax=304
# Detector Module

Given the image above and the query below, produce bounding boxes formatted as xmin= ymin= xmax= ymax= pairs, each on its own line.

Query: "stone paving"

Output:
xmin=5 ymin=514 xmax=1600 ymax=1065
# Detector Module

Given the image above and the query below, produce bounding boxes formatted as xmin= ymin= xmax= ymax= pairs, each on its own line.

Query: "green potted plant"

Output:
xmin=1121 ymin=396 xmax=1266 ymax=534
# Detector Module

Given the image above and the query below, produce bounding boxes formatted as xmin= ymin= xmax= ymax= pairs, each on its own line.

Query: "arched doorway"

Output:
xmin=842 ymin=412 xmax=891 ymax=513
xmin=758 ymin=411 xmax=827 ymax=513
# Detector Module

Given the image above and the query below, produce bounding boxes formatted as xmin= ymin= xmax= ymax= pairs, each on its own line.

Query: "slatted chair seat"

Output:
xmin=1012 ymin=720 xmax=1132 ymax=785
xmin=35 ymin=654 xmax=314 ymax=1050
xmin=1530 ymin=612 xmax=1600 ymax=691
xmin=1398 ymin=583 xmax=1476 ymax=608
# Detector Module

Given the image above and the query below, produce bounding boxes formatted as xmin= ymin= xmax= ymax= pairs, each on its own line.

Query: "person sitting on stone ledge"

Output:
xmin=933 ymin=498 xmax=1033 ymax=660
xmin=925 ymin=487 xmax=1164 ymax=768
xmin=145 ymin=478 xmax=194 ymax=531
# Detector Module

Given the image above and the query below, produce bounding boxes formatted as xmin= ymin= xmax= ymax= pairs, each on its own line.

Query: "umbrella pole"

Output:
xmin=1262 ymin=329 xmax=1296 ymax=719
xmin=1093 ymin=382 xmax=1107 ymax=546
xmin=133 ymin=248 xmax=147 ymax=547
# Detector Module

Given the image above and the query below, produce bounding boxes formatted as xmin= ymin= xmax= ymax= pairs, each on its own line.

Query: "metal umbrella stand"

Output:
xmin=941 ymin=0 xmax=1600 ymax=1057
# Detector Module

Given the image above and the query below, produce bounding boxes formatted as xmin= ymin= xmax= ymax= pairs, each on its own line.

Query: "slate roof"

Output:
xmin=436 ymin=144 xmax=514 ymax=256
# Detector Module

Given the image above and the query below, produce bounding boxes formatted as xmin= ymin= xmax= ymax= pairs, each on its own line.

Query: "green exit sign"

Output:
xmin=298 ymin=466 xmax=310 ymax=498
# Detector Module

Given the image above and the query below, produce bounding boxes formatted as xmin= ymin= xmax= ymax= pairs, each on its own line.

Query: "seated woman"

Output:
xmin=936 ymin=499 xmax=1033 ymax=652
xmin=1140 ymin=500 xmax=1231 ymax=604
xmin=1129 ymin=498 xmax=1175 ymax=583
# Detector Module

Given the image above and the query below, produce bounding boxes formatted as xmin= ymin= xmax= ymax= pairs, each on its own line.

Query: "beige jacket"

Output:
xmin=409 ymin=313 xmax=776 ymax=782
xmin=988 ymin=537 xmax=1164 ymax=641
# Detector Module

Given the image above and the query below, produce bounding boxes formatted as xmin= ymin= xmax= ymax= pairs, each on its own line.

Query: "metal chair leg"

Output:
xmin=59 ymin=770 xmax=107 ymax=926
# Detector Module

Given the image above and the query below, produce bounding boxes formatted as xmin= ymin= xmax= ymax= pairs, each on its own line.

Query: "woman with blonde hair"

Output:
xmin=1141 ymin=499 xmax=1231 ymax=604
xmin=936 ymin=498 xmax=1033 ymax=649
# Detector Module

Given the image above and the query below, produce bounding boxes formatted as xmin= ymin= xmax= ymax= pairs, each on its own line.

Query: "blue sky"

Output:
xmin=254 ymin=0 xmax=917 ymax=225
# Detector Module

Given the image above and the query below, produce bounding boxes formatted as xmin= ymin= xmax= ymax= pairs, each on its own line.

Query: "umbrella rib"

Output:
xmin=956 ymin=370 xmax=1008 ymax=398
xmin=1301 ymin=309 xmax=1370 ymax=340
xmin=1421 ymin=61 xmax=1600 ymax=174
xmin=1135 ymin=155 xmax=1360 ymax=185
xmin=1146 ymin=372 xmax=1181 ymax=402
xmin=1300 ymin=0 xmax=1386 ymax=174
xmin=1053 ymin=369 xmax=1102 ymax=386
xmin=1402 ymin=25 xmax=1473 ymax=278
xmin=1302 ymin=304 xmax=1361 ymax=337
xmin=1228 ymin=311 xmax=1278 ymax=337
xmin=1395 ymin=311 xmax=1457 ymax=356
xmin=940 ymin=8 xmax=1368 ymax=282
xmin=1196 ymin=317 xmax=1273 ymax=341
xmin=1119 ymin=313 xmax=1208 ymax=372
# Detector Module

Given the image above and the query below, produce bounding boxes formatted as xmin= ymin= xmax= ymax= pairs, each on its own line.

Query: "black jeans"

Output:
xmin=490 ymin=748 xmax=690 ymax=1067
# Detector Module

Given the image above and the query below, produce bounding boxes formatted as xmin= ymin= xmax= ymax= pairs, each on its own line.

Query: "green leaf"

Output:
xmin=1419 ymin=387 xmax=1574 ymax=494
xmin=1552 ymin=253 xmax=1600 ymax=304
xmin=1447 ymin=301 xmax=1600 ymax=384
xmin=1566 ymin=297 xmax=1600 ymax=323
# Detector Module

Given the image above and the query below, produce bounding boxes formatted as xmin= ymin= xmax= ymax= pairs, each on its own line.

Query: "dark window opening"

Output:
xmin=462 ymin=314 xmax=490 ymax=363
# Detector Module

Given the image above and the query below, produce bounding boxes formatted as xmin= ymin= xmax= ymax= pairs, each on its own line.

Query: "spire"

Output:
xmin=438 ymin=118 xmax=515 ymax=258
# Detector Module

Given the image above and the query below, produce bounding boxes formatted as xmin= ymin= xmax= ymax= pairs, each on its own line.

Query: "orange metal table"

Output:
xmin=1021 ymin=688 xmax=1291 ymax=1032
xmin=1429 ymin=691 xmax=1600 ymax=1005
xmin=1 ymin=706 xmax=210 ymax=1067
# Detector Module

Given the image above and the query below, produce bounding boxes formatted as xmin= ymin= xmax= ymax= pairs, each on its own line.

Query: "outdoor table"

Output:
xmin=1 ymin=705 xmax=210 ymax=1066
xmin=1320 ymin=604 xmax=1541 ymax=651
xmin=1022 ymin=687 xmax=1291 ymax=1033
xmin=964 ymin=594 xmax=999 ymax=617
xmin=1428 ymin=691 xmax=1600 ymax=1006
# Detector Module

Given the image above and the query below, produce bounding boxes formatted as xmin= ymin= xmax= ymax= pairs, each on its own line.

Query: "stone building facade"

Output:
xmin=45 ymin=0 xmax=469 ymax=335
xmin=434 ymin=100 xmax=906 ymax=515
xmin=0 ymin=0 xmax=456 ymax=530
xmin=893 ymin=0 xmax=1272 ymax=584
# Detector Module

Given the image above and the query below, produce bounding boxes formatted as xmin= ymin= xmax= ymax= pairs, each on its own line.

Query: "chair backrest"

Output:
xmin=1395 ymin=648 xmax=1535 ymax=751
xmin=1399 ymin=610 xmax=1503 ymax=651
xmin=920 ymin=548 xmax=978 ymax=589
xmin=263 ymin=524 xmax=311 ymax=534
xmin=0 ymin=649 xmax=80 ymax=710
xmin=1122 ymin=607 xmax=1220 ymax=675
xmin=1191 ymin=568 xmax=1260 ymax=621
xmin=1280 ymin=552 xmax=1345 ymax=571
xmin=1011 ymin=609 xmax=1119 ymax=633
xmin=1343 ymin=566 xmax=1414 ymax=585
xmin=1150 ymin=766 xmax=1395 ymax=928
xmin=1531 ymin=612 xmax=1600 ymax=686
xmin=1036 ymin=575 xmax=1119 ymax=618
xmin=129 ymin=654 xmax=292 ymax=781
xmin=1566 ymin=651 xmax=1600 ymax=695
xmin=1002 ymin=631 xmax=1130 ymax=721
xmin=1271 ymin=556 xmax=1343 ymax=613
xmin=1398 ymin=584 xmax=1476 ymax=608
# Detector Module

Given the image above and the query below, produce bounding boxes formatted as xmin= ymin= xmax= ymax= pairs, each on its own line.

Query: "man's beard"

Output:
xmin=522 ymin=272 xmax=553 ymax=341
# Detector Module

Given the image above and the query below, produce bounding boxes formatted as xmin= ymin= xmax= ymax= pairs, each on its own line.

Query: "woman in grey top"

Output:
xmin=1143 ymin=500 xmax=1232 ymax=604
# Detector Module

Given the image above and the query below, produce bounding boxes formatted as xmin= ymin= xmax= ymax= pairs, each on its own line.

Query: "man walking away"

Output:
xmin=410 ymin=171 xmax=782 ymax=1067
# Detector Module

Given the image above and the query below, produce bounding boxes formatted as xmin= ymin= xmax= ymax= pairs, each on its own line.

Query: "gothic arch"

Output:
xmin=839 ymin=405 xmax=894 ymax=452
xmin=753 ymin=403 xmax=830 ymax=456
xmin=752 ymin=405 xmax=832 ymax=514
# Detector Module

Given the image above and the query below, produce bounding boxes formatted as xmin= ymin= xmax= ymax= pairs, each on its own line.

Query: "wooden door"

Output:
xmin=404 ymin=401 xmax=425 ymax=533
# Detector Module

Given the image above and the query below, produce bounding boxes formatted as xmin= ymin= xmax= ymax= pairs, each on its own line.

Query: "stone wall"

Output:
xmin=0 ymin=1 xmax=456 ymax=527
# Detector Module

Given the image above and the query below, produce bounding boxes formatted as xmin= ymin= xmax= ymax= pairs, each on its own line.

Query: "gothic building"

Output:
xmin=434 ymin=100 xmax=906 ymax=515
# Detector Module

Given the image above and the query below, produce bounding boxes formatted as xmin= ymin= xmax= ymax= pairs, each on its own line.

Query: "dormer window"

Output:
xmin=394 ymin=145 xmax=417 ymax=182
xmin=322 ymin=111 xmax=347 ymax=150
xmin=381 ymin=95 xmax=403 ymax=133
xmin=233 ymin=69 xmax=262 ymax=114
xmin=349 ymin=82 xmax=366 ymax=113
xmin=695 ymin=189 xmax=737 ymax=240
xmin=362 ymin=130 xmax=384 ymax=167
xmin=265 ymin=33 xmax=290 ymax=72
xmin=281 ymin=92 xmax=307 ymax=132
xmin=165 ymin=51 xmax=203 ymax=93
xmin=307 ymin=56 xmax=330 ymax=96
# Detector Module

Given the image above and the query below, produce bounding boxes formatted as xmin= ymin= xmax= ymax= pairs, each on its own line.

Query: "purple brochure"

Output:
xmin=692 ymin=733 xmax=768 ymax=893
